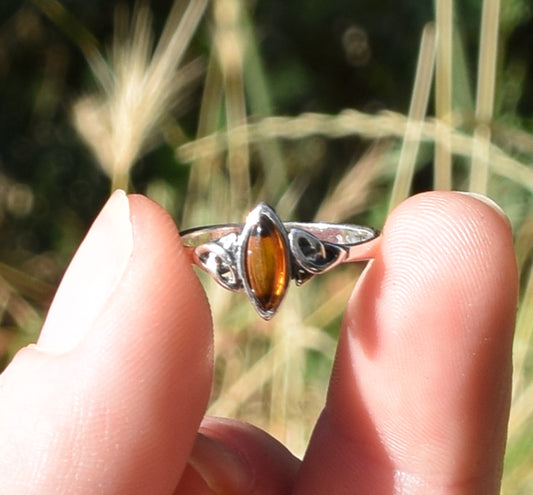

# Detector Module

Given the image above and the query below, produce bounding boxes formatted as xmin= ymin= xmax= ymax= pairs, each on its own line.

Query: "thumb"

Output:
xmin=0 ymin=191 xmax=213 ymax=494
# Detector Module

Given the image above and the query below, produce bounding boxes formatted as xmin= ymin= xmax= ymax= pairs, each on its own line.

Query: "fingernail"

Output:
xmin=188 ymin=432 xmax=253 ymax=495
xmin=458 ymin=192 xmax=509 ymax=223
xmin=37 ymin=190 xmax=133 ymax=353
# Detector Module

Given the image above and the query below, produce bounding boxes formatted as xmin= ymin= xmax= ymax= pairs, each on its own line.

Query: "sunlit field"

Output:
xmin=1 ymin=0 xmax=532 ymax=492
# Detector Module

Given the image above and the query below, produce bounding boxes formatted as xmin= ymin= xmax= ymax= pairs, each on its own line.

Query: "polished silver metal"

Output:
xmin=180 ymin=203 xmax=380 ymax=319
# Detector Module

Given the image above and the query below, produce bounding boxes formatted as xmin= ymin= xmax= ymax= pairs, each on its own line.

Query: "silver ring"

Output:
xmin=180 ymin=203 xmax=380 ymax=319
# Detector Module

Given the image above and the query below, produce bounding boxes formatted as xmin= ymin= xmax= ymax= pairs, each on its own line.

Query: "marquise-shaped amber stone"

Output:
xmin=244 ymin=215 xmax=289 ymax=315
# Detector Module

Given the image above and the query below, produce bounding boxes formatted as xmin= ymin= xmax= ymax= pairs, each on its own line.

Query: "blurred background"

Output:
xmin=1 ymin=0 xmax=532 ymax=491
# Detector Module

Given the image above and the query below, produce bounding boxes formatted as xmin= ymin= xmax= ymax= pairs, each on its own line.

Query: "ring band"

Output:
xmin=180 ymin=203 xmax=380 ymax=319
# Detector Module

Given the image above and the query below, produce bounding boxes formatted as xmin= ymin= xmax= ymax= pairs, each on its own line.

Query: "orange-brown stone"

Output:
xmin=245 ymin=216 xmax=288 ymax=314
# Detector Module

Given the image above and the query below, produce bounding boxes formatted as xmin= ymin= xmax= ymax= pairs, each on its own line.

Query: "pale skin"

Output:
xmin=0 ymin=190 xmax=518 ymax=494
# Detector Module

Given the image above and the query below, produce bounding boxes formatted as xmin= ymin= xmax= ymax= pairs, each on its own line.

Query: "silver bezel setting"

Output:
xmin=238 ymin=203 xmax=291 ymax=319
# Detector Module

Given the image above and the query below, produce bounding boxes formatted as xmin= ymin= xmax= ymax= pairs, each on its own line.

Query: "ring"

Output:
xmin=180 ymin=203 xmax=380 ymax=319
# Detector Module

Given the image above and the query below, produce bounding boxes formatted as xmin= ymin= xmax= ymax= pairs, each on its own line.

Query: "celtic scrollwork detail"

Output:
xmin=288 ymin=229 xmax=347 ymax=286
xmin=193 ymin=233 xmax=243 ymax=291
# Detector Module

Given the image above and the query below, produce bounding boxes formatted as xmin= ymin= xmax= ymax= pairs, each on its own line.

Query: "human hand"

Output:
xmin=0 ymin=190 xmax=517 ymax=494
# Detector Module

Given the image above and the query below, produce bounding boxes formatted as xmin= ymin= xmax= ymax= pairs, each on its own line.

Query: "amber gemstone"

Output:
xmin=244 ymin=214 xmax=289 ymax=316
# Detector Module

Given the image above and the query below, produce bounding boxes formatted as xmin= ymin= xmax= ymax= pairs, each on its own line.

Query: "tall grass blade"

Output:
xmin=434 ymin=0 xmax=453 ymax=191
xmin=470 ymin=0 xmax=501 ymax=193
xmin=388 ymin=23 xmax=436 ymax=210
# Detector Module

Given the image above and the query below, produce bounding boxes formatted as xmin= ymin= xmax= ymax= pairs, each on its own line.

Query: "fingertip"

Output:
xmin=298 ymin=191 xmax=518 ymax=493
xmin=0 ymin=193 xmax=214 ymax=493
xmin=127 ymin=193 xmax=213 ymax=333
xmin=37 ymin=189 xmax=133 ymax=353
xmin=378 ymin=191 xmax=518 ymax=338
xmin=76 ymin=192 xmax=214 ymax=489
xmin=384 ymin=191 xmax=514 ymax=257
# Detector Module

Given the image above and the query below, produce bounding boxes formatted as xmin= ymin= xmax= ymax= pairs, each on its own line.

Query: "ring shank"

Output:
xmin=180 ymin=224 xmax=242 ymax=247
xmin=180 ymin=222 xmax=378 ymax=248
xmin=284 ymin=222 xmax=378 ymax=245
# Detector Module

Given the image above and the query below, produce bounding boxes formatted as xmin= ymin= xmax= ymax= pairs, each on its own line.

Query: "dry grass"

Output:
xmin=5 ymin=0 xmax=533 ymax=491
xmin=71 ymin=0 xmax=208 ymax=190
